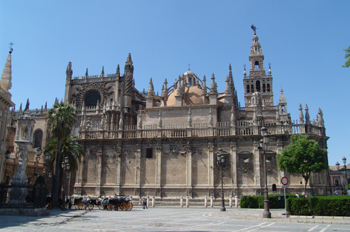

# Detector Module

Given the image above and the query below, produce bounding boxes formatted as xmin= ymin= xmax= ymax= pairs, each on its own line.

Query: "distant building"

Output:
xmin=4 ymin=31 xmax=329 ymax=198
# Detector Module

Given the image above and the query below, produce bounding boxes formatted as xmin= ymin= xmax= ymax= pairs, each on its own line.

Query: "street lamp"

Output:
xmin=342 ymin=156 xmax=348 ymax=191
xmin=216 ymin=148 xmax=226 ymax=212
xmin=258 ymin=127 xmax=271 ymax=218
xmin=336 ymin=162 xmax=340 ymax=170
xmin=61 ymin=157 xmax=69 ymax=210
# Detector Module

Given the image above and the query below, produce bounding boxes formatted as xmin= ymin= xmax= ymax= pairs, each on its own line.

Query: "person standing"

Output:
xmin=142 ymin=198 xmax=148 ymax=209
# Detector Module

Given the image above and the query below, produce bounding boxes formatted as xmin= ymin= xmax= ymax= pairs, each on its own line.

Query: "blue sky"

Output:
xmin=1 ymin=0 xmax=349 ymax=166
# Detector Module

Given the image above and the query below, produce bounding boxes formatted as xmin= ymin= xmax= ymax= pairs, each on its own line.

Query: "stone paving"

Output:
xmin=0 ymin=206 xmax=349 ymax=231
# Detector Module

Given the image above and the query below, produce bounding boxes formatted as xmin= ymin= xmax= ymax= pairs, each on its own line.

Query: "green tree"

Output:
xmin=47 ymin=101 xmax=76 ymax=208
xmin=343 ymin=46 xmax=350 ymax=68
xmin=45 ymin=135 xmax=83 ymax=172
xmin=277 ymin=135 xmax=328 ymax=195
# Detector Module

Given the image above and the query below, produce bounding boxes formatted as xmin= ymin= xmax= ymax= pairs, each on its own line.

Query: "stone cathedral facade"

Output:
xmin=3 ymin=32 xmax=329 ymax=198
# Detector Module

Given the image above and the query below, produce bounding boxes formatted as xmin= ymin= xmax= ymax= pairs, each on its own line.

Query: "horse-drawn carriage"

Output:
xmin=74 ymin=197 xmax=103 ymax=210
xmin=103 ymin=195 xmax=133 ymax=211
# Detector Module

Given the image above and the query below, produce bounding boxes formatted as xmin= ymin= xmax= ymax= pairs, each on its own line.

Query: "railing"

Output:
xmin=79 ymin=121 xmax=325 ymax=139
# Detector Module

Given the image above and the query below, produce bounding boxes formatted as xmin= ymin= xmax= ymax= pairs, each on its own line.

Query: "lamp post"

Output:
xmin=342 ymin=156 xmax=348 ymax=191
xmin=258 ymin=127 xmax=271 ymax=218
xmin=216 ymin=148 xmax=226 ymax=212
xmin=61 ymin=157 xmax=69 ymax=210
xmin=2 ymin=150 xmax=11 ymax=184
xmin=44 ymin=152 xmax=50 ymax=182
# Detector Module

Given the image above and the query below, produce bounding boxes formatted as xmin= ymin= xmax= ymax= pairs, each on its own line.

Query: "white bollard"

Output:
xmin=147 ymin=196 xmax=149 ymax=208
xmin=229 ymin=195 xmax=232 ymax=208
xmin=186 ymin=196 xmax=189 ymax=207
xmin=180 ymin=196 xmax=183 ymax=207
xmin=152 ymin=196 xmax=155 ymax=207
xmin=204 ymin=196 xmax=207 ymax=207
xmin=210 ymin=196 xmax=213 ymax=207
xmin=235 ymin=196 xmax=238 ymax=207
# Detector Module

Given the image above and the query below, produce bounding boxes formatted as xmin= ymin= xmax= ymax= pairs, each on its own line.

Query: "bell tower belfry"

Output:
xmin=244 ymin=28 xmax=274 ymax=107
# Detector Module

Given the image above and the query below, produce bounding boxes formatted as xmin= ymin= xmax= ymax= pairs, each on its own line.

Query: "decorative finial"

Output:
xmin=8 ymin=42 xmax=14 ymax=54
xmin=188 ymin=63 xmax=190 ymax=71
xmin=251 ymin=24 xmax=257 ymax=35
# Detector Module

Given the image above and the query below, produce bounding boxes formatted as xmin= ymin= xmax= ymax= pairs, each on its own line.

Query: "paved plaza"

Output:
xmin=0 ymin=206 xmax=349 ymax=232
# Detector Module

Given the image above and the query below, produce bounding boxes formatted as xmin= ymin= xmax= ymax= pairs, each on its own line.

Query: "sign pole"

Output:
xmin=284 ymin=187 xmax=287 ymax=218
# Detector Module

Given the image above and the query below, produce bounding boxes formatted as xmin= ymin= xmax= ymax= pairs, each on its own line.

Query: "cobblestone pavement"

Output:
xmin=0 ymin=206 xmax=349 ymax=231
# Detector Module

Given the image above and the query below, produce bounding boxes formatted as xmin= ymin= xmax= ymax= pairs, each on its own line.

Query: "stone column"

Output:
xmin=208 ymin=142 xmax=214 ymax=188
xmin=186 ymin=145 xmax=192 ymax=196
xmin=135 ymin=144 xmax=141 ymax=191
xmin=95 ymin=147 xmax=103 ymax=196
xmin=230 ymin=142 xmax=238 ymax=188
xmin=253 ymin=141 xmax=261 ymax=187
xmin=115 ymin=145 xmax=122 ymax=194
xmin=155 ymin=144 xmax=162 ymax=189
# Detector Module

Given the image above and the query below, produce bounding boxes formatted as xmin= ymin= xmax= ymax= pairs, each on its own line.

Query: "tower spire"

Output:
xmin=0 ymin=49 xmax=13 ymax=91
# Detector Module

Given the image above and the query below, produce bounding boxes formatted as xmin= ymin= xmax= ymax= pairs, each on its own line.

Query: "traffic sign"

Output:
xmin=281 ymin=176 xmax=289 ymax=186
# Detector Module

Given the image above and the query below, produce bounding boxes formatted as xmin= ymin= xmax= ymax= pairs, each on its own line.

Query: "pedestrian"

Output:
xmin=142 ymin=198 xmax=147 ymax=209
xmin=139 ymin=198 xmax=142 ymax=206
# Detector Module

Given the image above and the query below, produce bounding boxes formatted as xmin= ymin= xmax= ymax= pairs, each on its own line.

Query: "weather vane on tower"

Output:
xmin=8 ymin=42 xmax=14 ymax=54
xmin=251 ymin=24 xmax=257 ymax=35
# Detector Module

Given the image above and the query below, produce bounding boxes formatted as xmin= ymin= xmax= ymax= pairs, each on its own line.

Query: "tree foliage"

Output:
xmin=277 ymin=135 xmax=328 ymax=194
xmin=46 ymin=101 xmax=76 ymax=208
xmin=343 ymin=46 xmax=350 ymax=68
xmin=45 ymin=135 xmax=83 ymax=172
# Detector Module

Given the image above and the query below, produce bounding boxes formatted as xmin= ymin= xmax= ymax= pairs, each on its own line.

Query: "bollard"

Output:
xmin=235 ymin=196 xmax=238 ymax=207
xmin=204 ymin=196 xmax=207 ymax=207
xmin=210 ymin=196 xmax=213 ymax=207
xmin=152 ymin=196 xmax=155 ymax=207
xmin=147 ymin=196 xmax=149 ymax=208
xmin=186 ymin=196 xmax=189 ymax=207
xmin=229 ymin=195 xmax=232 ymax=208
xmin=180 ymin=196 xmax=183 ymax=207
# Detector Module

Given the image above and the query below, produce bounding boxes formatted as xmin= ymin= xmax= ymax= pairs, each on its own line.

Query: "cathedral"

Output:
xmin=1 ymin=31 xmax=329 ymax=199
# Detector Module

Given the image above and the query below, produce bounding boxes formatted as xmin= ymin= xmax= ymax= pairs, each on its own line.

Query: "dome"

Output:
xmin=184 ymin=70 xmax=194 ymax=76
xmin=166 ymin=85 xmax=204 ymax=106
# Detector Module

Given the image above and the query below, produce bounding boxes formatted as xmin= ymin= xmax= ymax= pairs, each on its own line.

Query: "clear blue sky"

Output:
xmin=1 ymin=0 xmax=349 ymax=167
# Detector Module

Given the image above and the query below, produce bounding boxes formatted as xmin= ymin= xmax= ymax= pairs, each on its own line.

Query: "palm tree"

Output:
xmin=45 ymin=135 xmax=83 ymax=203
xmin=46 ymin=135 xmax=83 ymax=172
xmin=343 ymin=46 xmax=350 ymax=68
xmin=47 ymin=102 xmax=76 ymax=208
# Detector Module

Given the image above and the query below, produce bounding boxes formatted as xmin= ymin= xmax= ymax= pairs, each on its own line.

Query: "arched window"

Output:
xmin=246 ymin=85 xmax=250 ymax=93
xmin=267 ymin=84 xmax=270 ymax=92
xmin=263 ymin=84 xmax=266 ymax=92
xmin=256 ymin=81 xmax=261 ymax=92
xmin=251 ymin=85 xmax=254 ymax=92
xmin=188 ymin=77 xmax=192 ymax=86
xmin=34 ymin=130 xmax=43 ymax=148
xmin=254 ymin=61 xmax=259 ymax=70
xmin=85 ymin=90 xmax=101 ymax=107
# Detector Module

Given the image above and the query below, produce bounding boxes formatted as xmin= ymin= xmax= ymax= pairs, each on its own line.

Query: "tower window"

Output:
xmin=254 ymin=61 xmax=259 ymax=70
xmin=263 ymin=84 xmax=266 ymax=92
xmin=146 ymin=148 xmax=153 ymax=158
xmin=267 ymin=84 xmax=270 ymax=92
xmin=188 ymin=77 xmax=192 ymax=86
xmin=256 ymin=81 xmax=261 ymax=92
xmin=247 ymin=85 xmax=250 ymax=93
xmin=251 ymin=85 xmax=254 ymax=92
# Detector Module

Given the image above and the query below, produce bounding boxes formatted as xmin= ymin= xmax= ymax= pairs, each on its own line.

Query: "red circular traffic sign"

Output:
xmin=281 ymin=176 xmax=289 ymax=185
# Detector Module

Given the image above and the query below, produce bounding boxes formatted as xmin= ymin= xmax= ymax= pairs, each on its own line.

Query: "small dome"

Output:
xmin=167 ymin=85 xmax=204 ymax=106
xmin=184 ymin=70 xmax=194 ymax=76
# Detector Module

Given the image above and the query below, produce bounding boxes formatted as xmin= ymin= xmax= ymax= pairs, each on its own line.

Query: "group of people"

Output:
xmin=139 ymin=198 xmax=148 ymax=209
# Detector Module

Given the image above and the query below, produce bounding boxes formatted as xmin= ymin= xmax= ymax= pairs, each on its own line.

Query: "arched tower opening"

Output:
xmin=85 ymin=90 xmax=101 ymax=107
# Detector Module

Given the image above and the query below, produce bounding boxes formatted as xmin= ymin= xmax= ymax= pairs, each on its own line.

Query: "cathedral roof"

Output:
xmin=166 ymin=85 xmax=203 ymax=106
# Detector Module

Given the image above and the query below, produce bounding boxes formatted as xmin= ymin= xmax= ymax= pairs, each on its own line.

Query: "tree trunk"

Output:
xmin=304 ymin=176 xmax=309 ymax=197
xmin=51 ymin=139 xmax=62 ymax=208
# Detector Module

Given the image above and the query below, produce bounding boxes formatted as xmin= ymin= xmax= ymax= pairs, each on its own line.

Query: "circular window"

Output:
xmin=85 ymin=90 xmax=101 ymax=107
